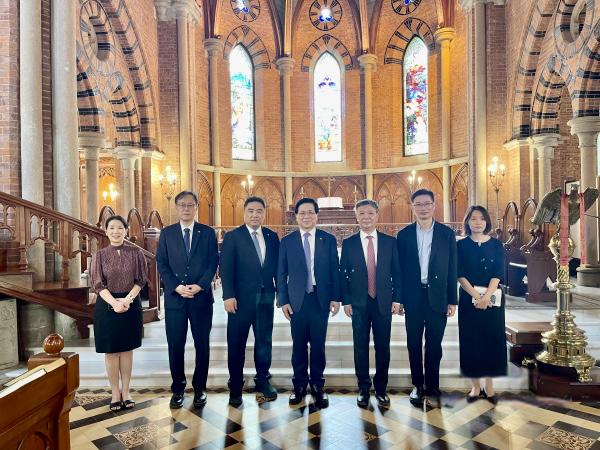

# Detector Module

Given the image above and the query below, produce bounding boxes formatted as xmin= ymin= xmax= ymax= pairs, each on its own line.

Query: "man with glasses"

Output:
xmin=220 ymin=196 xmax=280 ymax=407
xmin=277 ymin=197 xmax=340 ymax=408
xmin=396 ymin=188 xmax=457 ymax=406
xmin=156 ymin=191 xmax=218 ymax=409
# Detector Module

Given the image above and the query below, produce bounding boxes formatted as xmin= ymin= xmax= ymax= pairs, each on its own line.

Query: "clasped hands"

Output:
xmin=111 ymin=294 xmax=134 ymax=313
xmin=473 ymin=292 xmax=493 ymax=310
xmin=176 ymin=284 xmax=203 ymax=299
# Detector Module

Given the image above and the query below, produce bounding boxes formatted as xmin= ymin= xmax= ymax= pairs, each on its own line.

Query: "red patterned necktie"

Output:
xmin=367 ymin=235 xmax=376 ymax=298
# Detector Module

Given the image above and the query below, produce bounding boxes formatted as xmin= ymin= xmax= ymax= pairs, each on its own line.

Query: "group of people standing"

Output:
xmin=90 ymin=188 xmax=507 ymax=411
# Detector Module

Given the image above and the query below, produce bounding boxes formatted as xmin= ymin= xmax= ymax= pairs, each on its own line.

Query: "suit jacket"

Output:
xmin=156 ymin=222 xmax=219 ymax=309
xmin=396 ymin=222 xmax=458 ymax=314
xmin=220 ymin=225 xmax=280 ymax=304
xmin=277 ymin=228 xmax=340 ymax=312
xmin=340 ymin=231 xmax=401 ymax=316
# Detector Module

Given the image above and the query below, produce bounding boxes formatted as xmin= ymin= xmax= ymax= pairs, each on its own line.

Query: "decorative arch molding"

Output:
xmin=300 ymin=35 xmax=354 ymax=72
xmin=223 ymin=26 xmax=272 ymax=69
xmin=383 ymin=17 xmax=435 ymax=65
xmin=76 ymin=58 xmax=105 ymax=135
xmin=253 ymin=178 xmax=285 ymax=224
xmin=293 ymin=178 xmax=328 ymax=202
xmin=197 ymin=171 xmax=214 ymax=225
xmin=108 ymin=75 xmax=141 ymax=147
xmin=374 ymin=173 xmax=412 ymax=223
xmin=530 ymin=56 xmax=571 ymax=135
xmin=87 ymin=0 xmax=159 ymax=150
xmin=450 ymin=163 xmax=468 ymax=223
xmin=573 ymin=17 xmax=600 ymax=116
xmin=509 ymin=0 xmax=560 ymax=139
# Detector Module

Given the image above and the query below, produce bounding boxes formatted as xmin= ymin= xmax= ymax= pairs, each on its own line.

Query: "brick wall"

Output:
xmin=553 ymin=86 xmax=580 ymax=188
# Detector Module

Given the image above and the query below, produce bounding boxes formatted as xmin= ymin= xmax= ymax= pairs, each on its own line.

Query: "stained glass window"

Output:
xmin=403 ymin=37 xmax=428 ymax=156
xmin=314 ymin=52 xmax=342 ymax=162
xmin=230 ymin=45 xmax=255 ymax=160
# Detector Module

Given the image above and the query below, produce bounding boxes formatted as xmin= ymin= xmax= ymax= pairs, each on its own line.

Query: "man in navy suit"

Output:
xmin=277 ymin=197 xmax=340 ymax=408
xmin=340 ymin=199 xmax=402 ymax=408
xmin=156 ymin=191 xmax=219 ymax=409
xmin=397 ymin=189 xmax=457 ymax=406
xmin=220 ymin=196 xmax=280 ymax=407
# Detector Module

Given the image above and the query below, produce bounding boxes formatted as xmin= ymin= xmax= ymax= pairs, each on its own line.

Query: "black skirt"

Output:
xmin=93 ymin=291 xmax=143 ymax=353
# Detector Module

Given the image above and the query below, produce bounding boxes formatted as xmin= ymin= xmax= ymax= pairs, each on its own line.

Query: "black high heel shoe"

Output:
xmin=481 ymin=389 xmax=497 ymax=405
xmin=466 ymin=389 xmax=482 ymax=403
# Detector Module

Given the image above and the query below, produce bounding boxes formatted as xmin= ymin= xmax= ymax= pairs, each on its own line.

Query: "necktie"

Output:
xmin=252 ymin=231 xmax=263 ymax=266
xmin=367 ymin=235 xmax=376 ymax=298
xmin=303 ymin=232 xmax=313 ymax=293
xmin=184 ymin=228 xmax=191 ymax=257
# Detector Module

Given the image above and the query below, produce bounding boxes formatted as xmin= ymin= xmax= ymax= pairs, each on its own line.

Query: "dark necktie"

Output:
xmin=252 ymin=231 xmax=263 ymax=266
xmin=184 ymin=228 xmax=191 ymax=257
xmin=367 ymin=235 xmax=376 ymax=298
xmin=303 ymin=232 xmax=313 ymax=293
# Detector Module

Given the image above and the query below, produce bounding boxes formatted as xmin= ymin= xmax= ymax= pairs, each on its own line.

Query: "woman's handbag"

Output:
xmin=471 ymin=285 xmax=502 ymax=307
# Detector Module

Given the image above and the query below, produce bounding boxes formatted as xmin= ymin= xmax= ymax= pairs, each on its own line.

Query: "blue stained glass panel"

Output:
xmin=230 ymin=45 xmax=255 ymax=160
xmin=314 ymin=52 xmax=342 ymax=162
xmin=403 ymin=37 xmax=428 ymax=156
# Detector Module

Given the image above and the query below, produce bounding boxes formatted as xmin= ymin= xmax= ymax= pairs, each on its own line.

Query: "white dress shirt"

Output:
xmin=301 ymin=228 xmax=316 ymax=286
xmin=246 ymin=224 xmax=266 ymax=263
xmin=416 ymin=220 xmax=435 ymax=284
xmin=180 ymin=221 xmax=194 ymax=248
xmin=359 ymin=230 xmax=378 ymax=265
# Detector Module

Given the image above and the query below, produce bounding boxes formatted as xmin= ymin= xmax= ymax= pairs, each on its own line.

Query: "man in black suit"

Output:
xmin=277 ymin=197 xmax=340 ymax=408
xmin=156 ymin=191 xmax=219 ymax=409
xmin=396 ymin=189 xmax=457 ymax=406
xmin=340 ymin=199 xmax=402 ymax=408
xmin=220 ymin=196 xmax=280 ymax=407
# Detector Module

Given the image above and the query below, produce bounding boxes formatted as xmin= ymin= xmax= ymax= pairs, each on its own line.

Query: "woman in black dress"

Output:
xmin=457 ymin=206 xmax=506 ymax=404
xmin=91 ymin=215 xmax=148 ymax=411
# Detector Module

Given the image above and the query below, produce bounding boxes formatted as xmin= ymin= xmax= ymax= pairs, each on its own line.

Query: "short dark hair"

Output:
xmin=244 ymin=196 xmax=266 ymax=208
xmin=174 ymin=190 xmax=198 ymax=205
xmin=355 ymin=199 xmax=379 ymax=211
xmin=105 ymin=215 xmax=128 ymax=229
xmin=463 ymin=205 xmax=493 ymax=235
xmin=411 ymin=188 xmax=434 ymax=203
xmin=294 ymin=197 xmax=319 ymax=214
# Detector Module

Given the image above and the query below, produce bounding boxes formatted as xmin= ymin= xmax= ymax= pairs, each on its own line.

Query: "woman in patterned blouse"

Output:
xmin=90 ymin=215 xmax=148 ymax=411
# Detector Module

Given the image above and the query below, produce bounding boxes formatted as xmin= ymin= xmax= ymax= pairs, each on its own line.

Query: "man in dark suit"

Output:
xmin=340 ymin=199 xmax=402 ymax=408
xmin=156 ymin=191 xmax=219 ymax=409
xmin=220 ymin=196 xmax=280 ymax=407
xmin=397 ymin=188 xmax=457 ymax=406
xmin=277 ymin=197 xmax=340 ymax=408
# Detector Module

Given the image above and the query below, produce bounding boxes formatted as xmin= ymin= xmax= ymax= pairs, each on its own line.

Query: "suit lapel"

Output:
xmin=293 ymin=230 xmax=308 ymax=275
xmin=409 ymin=223 xmax=420 ymax=270
xmin=189 ymin=222 xmax=201 ymax=258
xmin=173 ymin=224 xmax=187 ymax=259
xmin=353 ymin=233 xmax=367 ymax=272
xmin=314 ymin=229 xmax=323 ymax=274
xmin=242 ymin=225 xmax=263 ymax=266
xmin=428 ymin=222 xmax=440 ymax=277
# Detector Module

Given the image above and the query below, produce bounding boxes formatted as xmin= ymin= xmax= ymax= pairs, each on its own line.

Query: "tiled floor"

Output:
xmin=70 ymin=388 xmax=600 ymax=449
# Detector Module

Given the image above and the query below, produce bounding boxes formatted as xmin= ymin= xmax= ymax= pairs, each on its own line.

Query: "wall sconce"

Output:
xmin=241 ymin=174 xmax=254 ymax=197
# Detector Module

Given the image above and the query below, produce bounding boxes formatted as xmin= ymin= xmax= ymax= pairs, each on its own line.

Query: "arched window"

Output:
xmin=314 ymin=52 xmax=342 ymax=162
xmin=403 ymin=37 xmax=428 ymax=156
xmin=230 ymin=45 xmax=255 ymax=160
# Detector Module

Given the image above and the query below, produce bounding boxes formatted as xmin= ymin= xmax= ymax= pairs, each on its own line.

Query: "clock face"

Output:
xmin=309 ymin=0 xmax=342 ymax=31
xmin=391 ymin=0 xmax=421 ymax=15
xmin=230 ymin=0 xmax=260 ymax=22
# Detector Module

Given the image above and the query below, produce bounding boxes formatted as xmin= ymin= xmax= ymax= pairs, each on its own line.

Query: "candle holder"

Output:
xmin=531 ymin=185 xmax=598 ymax=382
xmin=488 ymin=156 xmax=506 ymax=229
xmin=159 ymin=166 xmax=178 ymax=224
xmin=407 ymin=170 xmax=422 ymax=196
xmin=241 ymin=174 xmax=254 ymax=197
xmin=102 ymin=183 xmax=118 ymax=205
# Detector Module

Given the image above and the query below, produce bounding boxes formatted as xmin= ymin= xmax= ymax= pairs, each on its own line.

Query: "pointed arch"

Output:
xmin=229 ymin=45 xmax=256 ymax=160
xmin=300 ymin=34 xmax=354 ymax=72
xmin=314 ymin=52 xmax=343 ymax=162
xmin=403 ymin=36 xmax=429 ymax=156
xmin=224 ymin=26 xmax=272 ymax=69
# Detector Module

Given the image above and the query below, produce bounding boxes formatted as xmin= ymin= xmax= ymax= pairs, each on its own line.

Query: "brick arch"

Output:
xmin=531 ymin=57 xmax=571 ymax=135
xmin=300 ymin=35 xmax=354 ymax=72
xmin=573 ymin=18 xmax=600 ymax=117
xmin=223 ymin=26 xmax=272 ymax=69
xmin=108 ymin=73 xmax=141 ymax=147
xmin=94 ymin=0 xmax=159 ymax=150
xmin=509 ymin=0 xmax=560 ymax=139
xmin=76 ymin=58 xmax=106 ymax=135
xmin=383 ymin=18 xmax=435 ymax=65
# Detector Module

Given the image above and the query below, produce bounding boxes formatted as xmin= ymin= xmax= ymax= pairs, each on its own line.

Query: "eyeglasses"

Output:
xmin=176 ymin=203 xmax=197 ymax=209
xmin=297 ymin=211 xmax=316 ymax=217
xmin=412 ymin=202 xmax=434 ymax=209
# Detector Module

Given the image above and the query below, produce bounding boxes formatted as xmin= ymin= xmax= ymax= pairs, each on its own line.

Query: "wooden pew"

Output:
xmin=0 ymin=334 xmax=79 ymax=450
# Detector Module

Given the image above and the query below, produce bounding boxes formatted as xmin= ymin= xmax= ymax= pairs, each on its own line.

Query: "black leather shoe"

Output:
xmin=229 ymin=394 xmax=243 ymax=407
xmin=357 ymin=390 xmax=370 ymax=408
xmin=289 ymin=389 xmax=307 ymax=405
xmin=311 ymin=387 xmax=329 ymax=408
xmin=482 ymin=390 xmax=497 ymax=405
xmin=466 ymin=392 xmax=480 ymax=403
xmin=424 ymin=387 xmax=442 ymax=398
xmin=255 ymin=381 xmax=278 ymax=402
xmin=375 ymin=392 xmax=391 ymax=407
xmin=169 ymin=392 xmax=184 ymax=409
xmin=409 ymin=387 xmax=424 ymax=406
xmin=193 ymin=391 xmax=207 ymax=408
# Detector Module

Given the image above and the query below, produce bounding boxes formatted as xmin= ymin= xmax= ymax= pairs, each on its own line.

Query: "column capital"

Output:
xmin=528 ymin=133 xmax=561 ymax=150
xmin=358 ymin=53 xmax=378 ymax=72
xmin=155 ymin=0 xmax=201 ymax=23
xmin=78 ymin=132 xmax=107 ymax=150
xmin=115 ymin=146 xmax=143 ymax=161
xmin=502 ymin=138 xmax=530 ymax=151
xmin=275 ymin=57 xmax=295 ymax=75
xmin=204 ymin=38 xmax=224 ymax=58
xmin=568 ymin=116 xmax=600 ymax=147
xmin=458 ymin=0 xmax=505 ymax=11
xmin=82 ymin=147 xmax=100 ymax=161
xmin=434 ymin=27 xmax=456 ymax=43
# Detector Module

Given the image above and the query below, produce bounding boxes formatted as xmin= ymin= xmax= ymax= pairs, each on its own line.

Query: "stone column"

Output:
xmin=79 ymin=133 xmax=106 ymax=224
xmin=503 ymin=138 xmax=533 ymax=205
xmin=358 ymin=53 xmax=377 ymax=200
xmin=52 ymin=0 xmax=80 ymax=339
xmin=568 ymin=116 xmax=600 ymax=286
xmin=116 ymin=147 xmax=142 ymax=215
xmin=435 ymin=27 xmax=456 ymax=222
xmin=205 ymin=38 xmax=224 ymax=226
xmin=275 ymin=56 xmax=295 ymax=209
xmin=529 ymin=134 xmax=559 ymax=200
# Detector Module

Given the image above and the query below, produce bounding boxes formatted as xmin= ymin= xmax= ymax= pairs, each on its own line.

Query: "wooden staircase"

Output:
xmin=0 ymin=193 xmax=163 ymax=338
